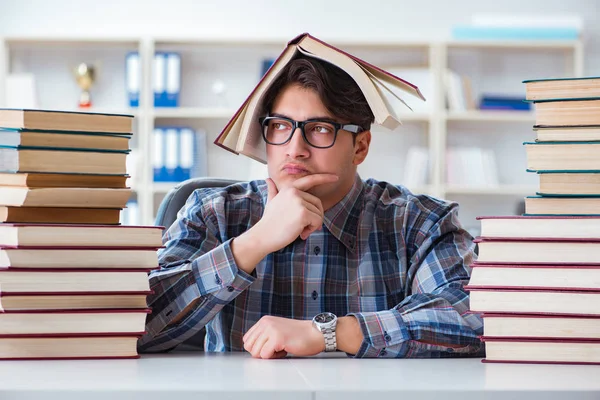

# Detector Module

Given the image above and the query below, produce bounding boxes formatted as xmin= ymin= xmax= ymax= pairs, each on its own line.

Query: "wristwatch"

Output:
xmin=312 ymin=312 xmax=337 ymax=352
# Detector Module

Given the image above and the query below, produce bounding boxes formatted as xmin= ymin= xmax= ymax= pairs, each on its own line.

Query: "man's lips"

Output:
xmin=282 ymin=164 xmax=310 ymax=174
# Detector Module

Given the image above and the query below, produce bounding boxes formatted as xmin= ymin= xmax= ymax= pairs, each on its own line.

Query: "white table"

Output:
xmin=0 ymin=352 xmax=598 ymax=400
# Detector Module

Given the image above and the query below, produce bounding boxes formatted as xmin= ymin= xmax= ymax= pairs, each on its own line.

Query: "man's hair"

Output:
xmin=261 ymin=56 xmax=375 ymax=132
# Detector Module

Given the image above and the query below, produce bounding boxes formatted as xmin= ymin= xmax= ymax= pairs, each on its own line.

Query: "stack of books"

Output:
xmin=466 ymin=77 xmax=600 ymax=365
xmin=0 ymin=109 xmax=162 ymax=359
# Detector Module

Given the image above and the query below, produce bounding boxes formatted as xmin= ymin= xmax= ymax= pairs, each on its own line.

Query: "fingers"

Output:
xmin=249 ymin=334 xmax=269 ymax=358
xmin=266 ymin=178 xmax=279 ymax=202
xmin=297 ymin=190 xmax=324 ymax=217
xmin=292 ymin=174 xmax=339 ymax=192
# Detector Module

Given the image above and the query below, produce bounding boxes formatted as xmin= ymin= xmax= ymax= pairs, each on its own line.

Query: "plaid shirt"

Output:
xmin=138 ymin=174 xmax=483 ymax=358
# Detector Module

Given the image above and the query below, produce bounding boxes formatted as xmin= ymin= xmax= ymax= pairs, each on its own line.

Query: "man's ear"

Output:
xmin=352 ymin=130 xmax=371 ymax=166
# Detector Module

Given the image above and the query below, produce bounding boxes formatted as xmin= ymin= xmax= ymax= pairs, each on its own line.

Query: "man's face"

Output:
xmin=265 ymin=84 xmax=370 ymax=202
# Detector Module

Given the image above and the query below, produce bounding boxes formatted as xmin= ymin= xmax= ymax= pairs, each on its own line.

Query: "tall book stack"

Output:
xmin=0 ymin=109 xmax=162 ymax=359
xmin=466 ymin=77 xmax=600 ymax=365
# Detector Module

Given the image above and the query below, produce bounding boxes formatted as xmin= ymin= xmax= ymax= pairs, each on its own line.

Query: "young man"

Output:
xmin=138 ymin=56 xmax=484 ymax=359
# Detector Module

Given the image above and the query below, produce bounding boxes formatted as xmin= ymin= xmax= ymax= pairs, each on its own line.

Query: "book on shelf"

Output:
xmin=0 ymin=207 xmax=122 ymax=225
xmin=0 ymin=309 xmax=150 ymax=335
xmin=467 ymin=287 xmax=600 ymax=315
xmin=153 ymin=126 xmax=207 ymax=182
xmin=481 ymin=337 xmax=600 ymax=365
xmin=0 ymin=224 xmax=163 ymax=248
xmin=445 ymin=147 xmax=498 ymax=186
xmin=0 ymin=172 xmax=129 ymax=188
xmin=479 ymin=95 xmax=530 ymax=111
xmin=524 ymin=76 xmax=600 ymax=101
xmin=0 ymin=292 xmax=151 ymax=311
xmin=451 ymin=26 xmax=580 ymax=40
xmin=534 ymin=125 xmax=600 ymax=142
xmin=477 ymin=215 xmax=600 ymax=239
xmin=0 ymin=147 xmax=128 ymax=175
xmin=152 ymin=52 xmax=181 ymax=107
xmin=214 ymin=32 xmax=425 ymax=163
xmin=0 ymin=247 xmax=160 ymax=269
xmin=530 ymin=97 xmax=600 ymax=126
xmin=402 ymin=146 xmax=429 ymax=189
xmin=0 ymin=334 xmax=141 ymax=360
xmin=481 ymin=313 xmax=600 ymax=340
xmin=524 ymin=141 xmax=600 ymax=171
xmin=533 ymin=170 xmax=600 ymax=195
xmin=0 ymin=187 xmax=132 ymax=208
xmin=0 ymin=268 xmax=152 ymax=293
xmin=0 ymin=129 xmax=130 ymax=151
xmin=474 ymin=237 xmax=600 ymax=264
xmin=468 ymin=262 xmax=600 ymax=290
xmin=525 ymin=195 xmax=600 ymax=215
xmin=444 ymin=69 xmax=475 ymax=111
xmin=0 ymin=109 xmax=133 ymax=134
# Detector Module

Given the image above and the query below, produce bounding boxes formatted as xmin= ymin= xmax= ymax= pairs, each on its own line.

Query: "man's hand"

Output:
xmin=254 ymin=174 xmax=339 ymax=252
xmin=231 ymin=173 xmax=337 ymax=275
xmin=243 ymin=316 xmax=325 ymax=359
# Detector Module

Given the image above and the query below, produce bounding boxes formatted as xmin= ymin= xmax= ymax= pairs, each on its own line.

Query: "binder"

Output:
xmin=125 ymin=52 xmax=140 ymax=107
xmin=164 ymin=128 xmax=179 ymax=181
xmin=152 ymin=128 xmax=166 ymax=182
xmin=165 ymin=53 xmax=181 ymax=107
xmin=192 ymin=129 xmax=208 ymax=178
xmin=153 ymin=53 xmax=166 ymax=107
xmin=179 ymin=128 xmax=194 ymax=181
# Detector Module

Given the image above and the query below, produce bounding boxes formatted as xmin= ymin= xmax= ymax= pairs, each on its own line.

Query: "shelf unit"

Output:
xmin=0 ymin=36 xmax=584 ymax=227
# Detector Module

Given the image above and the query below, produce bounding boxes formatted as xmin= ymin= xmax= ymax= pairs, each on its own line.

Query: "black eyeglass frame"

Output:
xmin=258 ymin=115 xmax=364 ymax=149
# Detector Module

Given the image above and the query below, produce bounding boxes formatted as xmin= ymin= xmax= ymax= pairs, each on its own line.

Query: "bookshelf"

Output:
xmin=0 ymin=36 xmax=584 ymax=229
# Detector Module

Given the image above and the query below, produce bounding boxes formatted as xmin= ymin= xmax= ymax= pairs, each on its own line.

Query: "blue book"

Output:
xmin=153 ymin=53 xmax=167 ymax=107
xmin=164 ymin=127 xmax=179 ymax=181
xmin=452 ymin=26 xmax=579 ymax=40
xmin=179 ymin=127 xmax=194 ymax=181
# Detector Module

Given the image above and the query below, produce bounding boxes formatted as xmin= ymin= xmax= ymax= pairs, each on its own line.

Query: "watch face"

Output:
xmin=315 ymin=312 xmax=335 ymax=323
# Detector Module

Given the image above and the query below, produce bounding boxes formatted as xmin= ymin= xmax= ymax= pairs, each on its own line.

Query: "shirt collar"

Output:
xmin=323 ymin=174 xmax=364 ymax=253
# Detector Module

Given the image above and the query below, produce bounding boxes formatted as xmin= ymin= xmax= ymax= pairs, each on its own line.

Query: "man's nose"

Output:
xmin=286 ymin=127 xmax=310 ymax=157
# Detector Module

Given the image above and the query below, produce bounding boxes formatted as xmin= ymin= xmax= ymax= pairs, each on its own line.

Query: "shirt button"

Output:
xmin=380 ymin=349 xmax=387 ymax=356
xmin=384 ymin=333 xmax=391 ymax=342
xmin=312 ymin=290 xmax=318 ymax=300
xmin=314 ymin=246 xmax=321 ymax=255
xmin=227 ymin=286 xmax=235 ymax=292
xmin=215 ymin=275 xmax=222 ymax=284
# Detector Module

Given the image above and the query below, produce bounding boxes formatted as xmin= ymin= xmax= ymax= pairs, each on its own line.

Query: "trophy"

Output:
xmin=73 ymin=63 xmax=95 ymax=108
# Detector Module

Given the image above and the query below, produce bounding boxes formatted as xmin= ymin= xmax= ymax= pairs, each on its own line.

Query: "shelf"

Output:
xmin=443 ymin=185 xmax=537 ymax=195
xmin=4 ymin=37 xmax=139 ymax=47
xmin=152 ymin=107 xmax=236 ymax=119
xmin=446 ymin=40 xmax=581 ymax=50
xmin=445 ymin=110 xmax=535 ymax=122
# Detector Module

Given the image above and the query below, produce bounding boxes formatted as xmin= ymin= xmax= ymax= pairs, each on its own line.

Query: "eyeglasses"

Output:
xmin=258 ymin=115 xmax=363 ymax=149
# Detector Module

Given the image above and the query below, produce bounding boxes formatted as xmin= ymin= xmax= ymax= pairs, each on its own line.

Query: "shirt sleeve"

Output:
xmin=347 ymin=199 xmax=484 ymax=358
xmin=138 ymin=190 xmax=256 ymax=353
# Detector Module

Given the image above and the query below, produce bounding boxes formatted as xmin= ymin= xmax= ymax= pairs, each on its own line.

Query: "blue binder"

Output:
xmin=125 ymin=52 xmax=140 ymax=107
xmin=153 ymin=52 xmax=181 ymax=107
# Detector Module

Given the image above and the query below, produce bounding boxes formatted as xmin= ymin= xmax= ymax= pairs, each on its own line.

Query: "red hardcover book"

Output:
xmin=0 ymin=291 xmax=151 ymax=311
xmin=0 ymin=223 xmax=164 ymax=248
xmin=480 ymin=312 xmax=600 ymax=340
xmin=0 ymin=332 xmax=143 ymax=360
xmin=477 ymin=215 xmax=600 ymax=239
xmin=474 ymin=237 xmax=600 ymax=264
xmin=0 ymin=267 xmax=154 ymax=294
xmin=213 ymin=32 xmax=424 ymax=163
xmin=466 ymin=287 xmax=600 ymax=315
xmin=467 ymin=262 xmax=600 ymax=291
xmin=0 ymin=246 xmax=160 ymax=269
xmin=0 ymin=308 xmax=151 ymax=336
xmin=481 ymin=337 xmax=600 ymax=365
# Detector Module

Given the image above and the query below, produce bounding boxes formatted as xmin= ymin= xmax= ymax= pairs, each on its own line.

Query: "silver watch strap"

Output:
xmin=323 ymin=327 xmax=337 ymax=352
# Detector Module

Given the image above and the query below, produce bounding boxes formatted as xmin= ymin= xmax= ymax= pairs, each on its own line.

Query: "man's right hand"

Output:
xmin=230 ymin=174 xmax=338 ymax=275
xmin=256 ymin=174 xmax=339 ymax=252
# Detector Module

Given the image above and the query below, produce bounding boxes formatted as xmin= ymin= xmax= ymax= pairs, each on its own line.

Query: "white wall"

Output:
xmin=0 ymin=0 xmax=598 ymax=74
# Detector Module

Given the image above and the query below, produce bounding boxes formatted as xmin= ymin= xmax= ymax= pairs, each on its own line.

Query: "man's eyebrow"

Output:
xmin=270 ymin=112 xmax=338 ymax=122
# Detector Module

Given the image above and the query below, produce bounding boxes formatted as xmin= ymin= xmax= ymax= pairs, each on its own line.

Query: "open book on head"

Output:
xmin=214 ymin=32 xmax=426 ymax=164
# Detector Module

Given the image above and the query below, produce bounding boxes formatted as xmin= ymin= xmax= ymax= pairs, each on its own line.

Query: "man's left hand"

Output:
xmin=243 ymin=316 xmax=325 ymax=359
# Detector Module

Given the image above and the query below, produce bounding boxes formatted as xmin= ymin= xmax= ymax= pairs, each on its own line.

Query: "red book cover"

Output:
xmin=475 ymin=237 xmax=600 ymax=243
xmin=471 ymin=262 xmax=600 ymax=269
xmin=480 ymin=337 xmax=600 ymax=365
xmin=0 ymin=224 xmax=164 ymax=229
xmin=0 ymin=290 xmax=153 ymax=297
xmin=213 ymin=32 xmax=424 ymax=151
xmin=465 ymin=286 xmax=600 ymax=294
xmin=477 ymin=215 xmax=600 ymax=220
